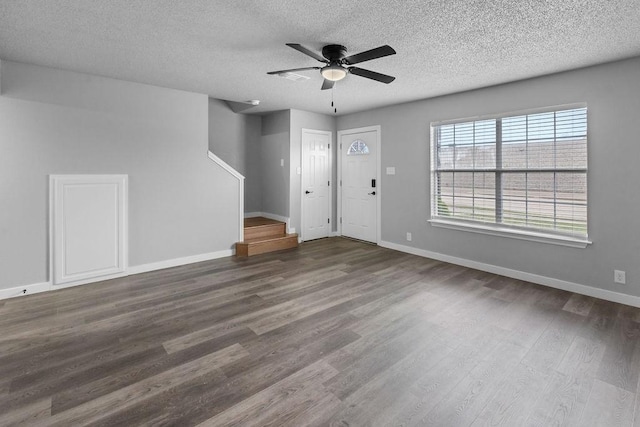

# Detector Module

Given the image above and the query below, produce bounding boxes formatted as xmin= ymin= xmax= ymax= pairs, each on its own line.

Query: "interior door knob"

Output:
xmin=305 ymin=190 xmax=313 ymax=194
xmin=368 ymin=191 xmax=376 ymax=195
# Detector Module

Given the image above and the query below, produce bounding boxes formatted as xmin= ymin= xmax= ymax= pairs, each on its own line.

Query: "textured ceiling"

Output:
xmin=1 ymin=1 xmax=640 ymax=115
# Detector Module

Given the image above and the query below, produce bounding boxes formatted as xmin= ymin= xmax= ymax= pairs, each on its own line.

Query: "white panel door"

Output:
xmin=51 ymin=175 xmax=128 ymax=287
xmin=340 ymin=129 xmax=378 ymax=243
xmin=302 ymin=129 xmax=331 ymax=241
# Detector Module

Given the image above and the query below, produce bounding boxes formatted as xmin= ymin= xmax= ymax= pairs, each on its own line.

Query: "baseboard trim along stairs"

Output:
xmin=236 ymin=217 xmax=298 ymax=257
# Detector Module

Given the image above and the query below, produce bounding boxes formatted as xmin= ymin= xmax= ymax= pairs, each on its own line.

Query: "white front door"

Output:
xmin=340 ymin=127 xmax=379 ymax=243
xmin=302 ymin=129 xmax=331 ymax=241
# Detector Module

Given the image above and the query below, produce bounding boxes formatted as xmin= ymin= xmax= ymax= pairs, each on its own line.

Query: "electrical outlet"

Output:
xmin=614 ymin=270 xmax=626 ymax=284
xmin=406 ymin=232 xmax=412 ymax=242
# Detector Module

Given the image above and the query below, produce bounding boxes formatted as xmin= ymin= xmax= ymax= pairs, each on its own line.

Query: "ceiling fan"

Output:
xmin=268 ymin=43 xmax=396 ymax=90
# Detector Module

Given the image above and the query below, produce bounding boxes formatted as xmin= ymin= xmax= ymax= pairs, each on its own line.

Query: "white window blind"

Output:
xmin=431 ymin=106 xmax=587 ymax=240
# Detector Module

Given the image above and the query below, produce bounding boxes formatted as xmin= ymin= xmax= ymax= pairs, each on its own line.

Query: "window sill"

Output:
xmin=428 ymin=218 xmax=591 ymax=248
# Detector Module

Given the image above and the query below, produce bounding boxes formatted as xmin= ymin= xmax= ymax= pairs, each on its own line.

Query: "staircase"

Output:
xmin=236 ymin=217 xmax=299 ymax=257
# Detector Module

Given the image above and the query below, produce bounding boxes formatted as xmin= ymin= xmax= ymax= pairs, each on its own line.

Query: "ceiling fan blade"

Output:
xmin=286 ymin=43 xmax=327 ymax=63
xmin=321 ymin=79 xmax=335 ymax=90
xmin=349 ymin=67 xmax=396 ymax=84
xmin=267 ymin=66 xmax=320 ymax=75
xmin=343 ymin=45 xmax=396 ymax=65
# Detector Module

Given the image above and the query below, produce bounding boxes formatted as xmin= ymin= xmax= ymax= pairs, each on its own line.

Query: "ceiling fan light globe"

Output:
xmin=321 ymin=65 xmax=347 ymax=81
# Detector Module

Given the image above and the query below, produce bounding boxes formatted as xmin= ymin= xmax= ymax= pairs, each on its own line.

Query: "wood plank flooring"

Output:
xmin=1 ymin=237 xmax=640 ymax=426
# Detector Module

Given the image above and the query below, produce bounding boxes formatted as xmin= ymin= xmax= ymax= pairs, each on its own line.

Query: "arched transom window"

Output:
xmin=347 ymin=139 xmax=370 ymax=155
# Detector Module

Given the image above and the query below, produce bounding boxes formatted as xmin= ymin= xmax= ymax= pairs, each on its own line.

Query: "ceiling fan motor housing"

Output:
xmin=322 ymin=44 xmax=348 ymax=62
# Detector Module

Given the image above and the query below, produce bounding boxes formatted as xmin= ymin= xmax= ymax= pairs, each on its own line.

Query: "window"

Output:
xmin=431 ymin=105 xmax=588 ymax=245
xmin=347 ymin=139 xmax=370 ymax=155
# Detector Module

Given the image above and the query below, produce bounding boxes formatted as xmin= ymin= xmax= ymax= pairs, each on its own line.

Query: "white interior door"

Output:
xmin=302 ymin=129 xmax=331 ymax=241
xmin=50 ymin=175 xmax=128 ymax=288
xmin=340 ymin=128 xmax=379 ymax=243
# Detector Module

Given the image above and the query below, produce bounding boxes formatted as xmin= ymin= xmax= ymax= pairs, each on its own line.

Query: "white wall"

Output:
xmin=0 ymin=61 xmax=239 ymax=291
xmin=337 ymin=56 xmax=640 ymax=300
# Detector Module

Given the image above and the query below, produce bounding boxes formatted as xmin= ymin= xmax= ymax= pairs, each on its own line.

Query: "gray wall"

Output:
xmin=337 ymin=56 xmax=640 ymax=298
xmin=5 ymin=55 xmax=637 ymax=300
xmin=260 ymin=110 xmax=290 ymax=217
xmin=289 ymin=109 xmax=336 ymax=235
xmin=208 ymin=98 xmax=262 ymax=213
xmin=0 ymin=61 xmax=240 ymax=290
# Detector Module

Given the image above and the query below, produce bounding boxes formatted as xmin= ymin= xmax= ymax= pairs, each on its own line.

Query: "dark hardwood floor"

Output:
xmin=1 ymin=237 xmax=640 ymax=426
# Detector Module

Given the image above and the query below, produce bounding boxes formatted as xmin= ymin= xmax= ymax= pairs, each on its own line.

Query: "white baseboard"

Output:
xmin=128 ymin=249 xmax=234 ymax=275
xmin=0 ymin=282 xmax=51 ymax=300
xmin=379 ymin=240 xmax=640 ymax=309
xmin=244 ymin=212 xmax=262 ymax=218
xmin=0 ymin=249 xmax=235 ymax=301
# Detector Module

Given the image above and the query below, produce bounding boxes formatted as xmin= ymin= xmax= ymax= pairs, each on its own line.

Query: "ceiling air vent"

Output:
xmin=277 ymin=72 xmax=311 ymax=82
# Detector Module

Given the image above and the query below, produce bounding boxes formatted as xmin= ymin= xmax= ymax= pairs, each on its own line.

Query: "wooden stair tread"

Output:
xmin=236 ymin=234 xmax=298 ymax=257
xmin=237 ymin=217 xmax=298 ymax=257
xmin=240 ymin=233 xmax=298 ymax=244
xmin=243 ymin=217 xmax=287 ymax=241
xmin=244 ymin=217 xmax=283 ymax=228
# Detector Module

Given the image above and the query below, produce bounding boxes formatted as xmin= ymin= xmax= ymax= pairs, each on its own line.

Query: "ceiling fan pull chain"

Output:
xmin=332 ymin=87 xmax=337 ymax=114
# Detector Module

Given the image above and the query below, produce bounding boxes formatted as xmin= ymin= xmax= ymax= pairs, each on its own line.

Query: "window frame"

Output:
xmin=429 ymin=103 xmax=591 ymax=248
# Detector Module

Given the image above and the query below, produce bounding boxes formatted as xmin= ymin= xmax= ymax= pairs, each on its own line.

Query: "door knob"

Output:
xmin=368 ymin=191 xmax=376 ymax=195
xmin=305 ymin=190 xmax=313 ymax=194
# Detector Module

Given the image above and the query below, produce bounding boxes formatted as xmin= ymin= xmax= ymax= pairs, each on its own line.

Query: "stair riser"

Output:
xmin=244 ymin=223 xmax=286 ymax=241
xmin=236 ymin=236 xmax=298 ymax=257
